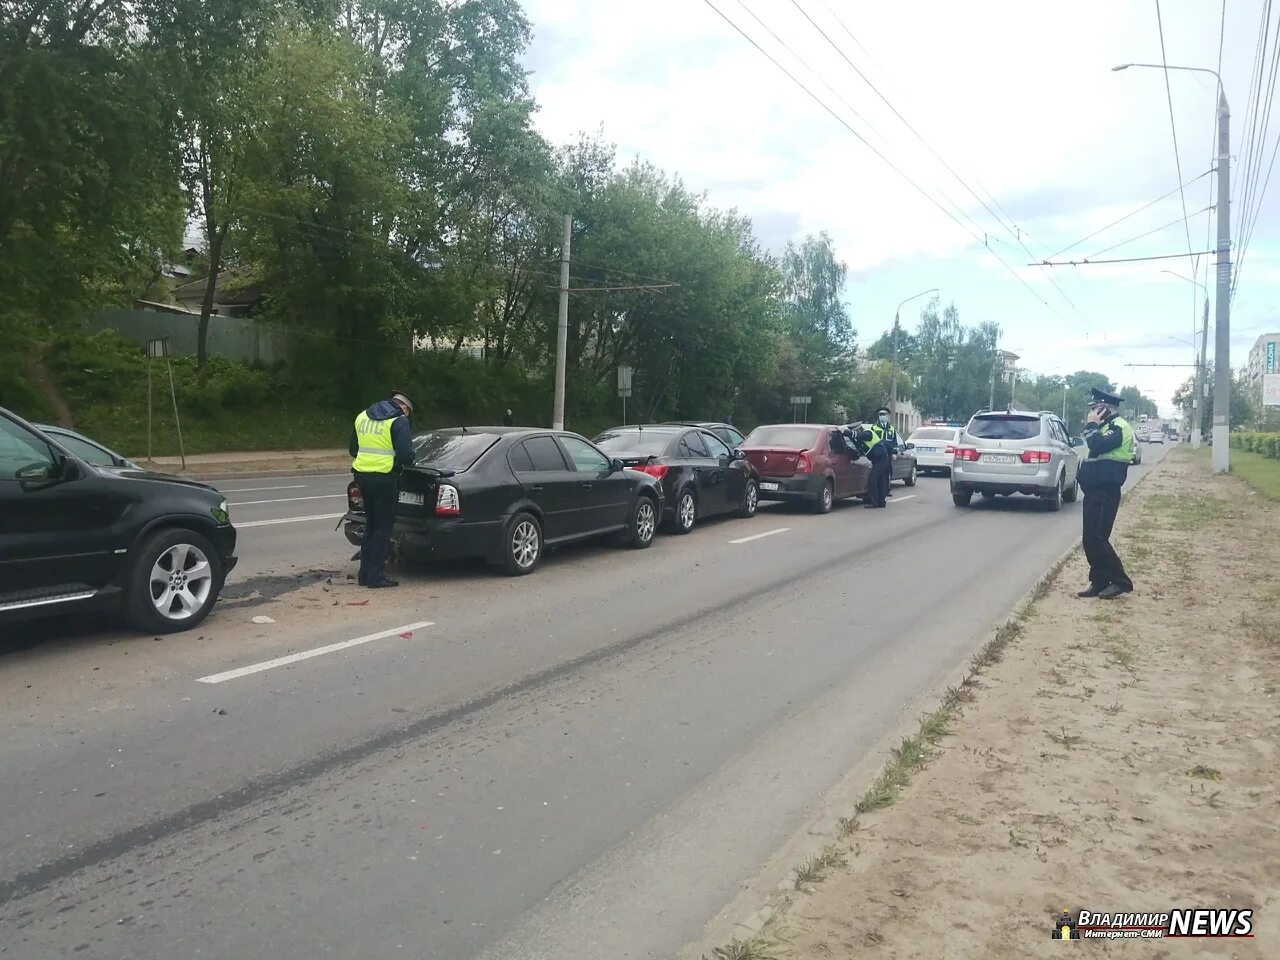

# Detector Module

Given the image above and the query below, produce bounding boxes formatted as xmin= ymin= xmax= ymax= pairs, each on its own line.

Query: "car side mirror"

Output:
xmin=611 ymin=458 xmax=625 ymax=473
xmin=16 ymin=456 xmax=64 ymax=490
xmin=904 ymin=442 xmax=915 ymax=450
xmin=732 ymin=448 xmax=746 ymax=461
xmin=1070 ymin=437 xmax=1084 ymax=447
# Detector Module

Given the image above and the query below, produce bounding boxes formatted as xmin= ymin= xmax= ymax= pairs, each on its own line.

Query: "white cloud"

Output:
xmin=520 ymin=0 xmax=1280 ymax=408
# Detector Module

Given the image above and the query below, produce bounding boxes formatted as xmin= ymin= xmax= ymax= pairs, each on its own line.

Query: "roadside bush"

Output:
xmin=1232 ymin=432 xmax=1280 ymax=459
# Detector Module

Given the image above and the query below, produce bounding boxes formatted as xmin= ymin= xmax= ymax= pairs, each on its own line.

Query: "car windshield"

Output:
xmin=593 ymin=429 xmax=676 ymax=454
xmin=411 ymin=431 xmax=499 ymax=470
xmin=744 ymin=426 xmax=820 ymax=448
xmin=966 ymin=416 xmax=1041 ymax=441
xmin=910 ymin=428 xmax=956 ymax=441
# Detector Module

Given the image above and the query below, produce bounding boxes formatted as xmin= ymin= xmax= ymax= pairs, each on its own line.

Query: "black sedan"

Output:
xmin=661 ymin=420 xmax=748 ymax=449
xmin=592 ymin=424 xmax=758 ymax=533
xmin=341 ymin=428 xmax=664 ymax=576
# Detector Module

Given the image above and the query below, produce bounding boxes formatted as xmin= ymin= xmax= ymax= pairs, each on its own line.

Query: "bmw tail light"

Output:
xmin=953 ymin=447 xmax=980 ymax=462
xmin=1019 ymin=449 xmax=1052 ymax=464
xmin=795 ymin=451 xmax=813 ymax=474
xmin=435 ymin=483 xmax=461 ymax=516
xmin=348 ymin=483 xmax=364 ymax=510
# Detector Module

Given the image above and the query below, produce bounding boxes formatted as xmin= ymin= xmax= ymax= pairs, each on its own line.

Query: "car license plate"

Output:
xmin=398 ymin=490 xmax=424 ymax=506
xmin=982 ymin=454 xmax=1018 ymax=464
xmin=760 ymin=481 xmax=780 ymax=491
xmin=918 ymin=445 xmax=936 ymax=452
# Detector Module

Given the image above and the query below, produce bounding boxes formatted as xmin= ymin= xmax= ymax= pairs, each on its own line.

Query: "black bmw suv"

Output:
xmin=0 ymin=407 xmax=238 ymax=633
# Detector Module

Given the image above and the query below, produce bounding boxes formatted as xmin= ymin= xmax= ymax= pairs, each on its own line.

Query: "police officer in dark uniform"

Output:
xmin=1076 ymin=387 xmax=1135 ymax=600
xmin=876 ymin=407 xmax=899 ymax=497
xmin=848 ymin=419 xmax=889 ymax=508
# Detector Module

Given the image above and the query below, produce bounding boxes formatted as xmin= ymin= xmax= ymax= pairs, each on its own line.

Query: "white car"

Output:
xmin=906 ymin=426 xmax=962 ymax=475
xmin=1148 ymin=434 xmax=1165 ymax=445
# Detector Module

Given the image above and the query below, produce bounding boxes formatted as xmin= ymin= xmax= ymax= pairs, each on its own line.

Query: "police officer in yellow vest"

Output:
xmin=349 ymin=390 xmax=416 ymax=588
xmin=1076 ymin=387 xmax=1135 ymax=599
xmin=848 ymin=419 xmax=889 ymax=508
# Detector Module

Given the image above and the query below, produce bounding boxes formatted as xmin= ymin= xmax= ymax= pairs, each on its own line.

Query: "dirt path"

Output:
xmin=737 ymin=449 xmax=1278 ymax=958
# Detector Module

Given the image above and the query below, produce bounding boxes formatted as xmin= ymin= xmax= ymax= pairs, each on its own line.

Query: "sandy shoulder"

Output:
xmin=759 ymin=449 xmax=1278 ymax=958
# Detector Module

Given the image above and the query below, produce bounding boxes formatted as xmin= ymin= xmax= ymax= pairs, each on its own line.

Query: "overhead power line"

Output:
xmin=1154 ymin=0 xmax=1197 ymax=276
xmin=1086 ymin=204 xmax=1213 ymax=260
xmin=698 ymin=0 xmax=1080 ymax=330
xmin=1035 ymin=250 xmax=1217 ymax=267
xmin=1042 ymin=170 xmax=1213 ymax=261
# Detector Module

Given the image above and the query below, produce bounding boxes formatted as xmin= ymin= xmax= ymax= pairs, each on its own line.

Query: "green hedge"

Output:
xmin=1230 ymin=432 xmax=1280 ymax=458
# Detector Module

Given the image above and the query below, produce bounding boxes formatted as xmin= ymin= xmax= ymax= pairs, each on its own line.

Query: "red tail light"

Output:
xmin=953 ymin=447 xmax=980 ymax=461
xmin=944 ymin=446 xmax=955 ymax=455
xmin=1019 ymin=449 xmax=1053 ymax=464
xmin=626 ymin=463 xmax=669 ymax=479
xmin=795 ymin=451 xmax=813 ymax=474
xmin=348 ymin=484 xmax=364 ymax=509
xmin=435 ymin=483 xmax=461 ymax=516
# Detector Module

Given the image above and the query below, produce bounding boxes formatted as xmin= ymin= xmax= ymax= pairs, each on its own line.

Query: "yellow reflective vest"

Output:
xmin=352 ymin=411 xmax=397 ymax=473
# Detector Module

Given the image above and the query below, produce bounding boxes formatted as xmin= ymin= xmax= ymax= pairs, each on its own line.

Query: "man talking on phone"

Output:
xmin=1076 ymin=387 xmax=1135 ymax=599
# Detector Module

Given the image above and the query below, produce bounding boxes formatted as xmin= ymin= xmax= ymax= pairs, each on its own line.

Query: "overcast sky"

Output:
xmin=520 ymin=0 xmax=1280 ymax=417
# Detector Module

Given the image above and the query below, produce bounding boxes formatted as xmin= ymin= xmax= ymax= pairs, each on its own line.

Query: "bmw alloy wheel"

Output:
xmin=149 ymin=542 xmax=214 ymax=622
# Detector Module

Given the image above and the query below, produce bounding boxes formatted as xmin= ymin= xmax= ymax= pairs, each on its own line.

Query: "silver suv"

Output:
xmin=950 ymin=409 xmax=1081 ymax=510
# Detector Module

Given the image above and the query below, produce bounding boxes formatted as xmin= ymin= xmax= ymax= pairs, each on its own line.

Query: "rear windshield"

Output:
xmin=966 ymin=416 xmax=1041 ymax=441
xmin=744 ymin=426 xmax=820 ymax=448
xmin=593 ymin=429 xmax=676 ymax=455
xmin=412 ymin=431 xmax=499 ymax=470
xmin=909 ymin=428 xmax=957 ymax=441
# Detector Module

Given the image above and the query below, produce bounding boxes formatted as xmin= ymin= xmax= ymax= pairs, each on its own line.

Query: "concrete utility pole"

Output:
xmin=553 ymin=213 xmax=571 ymax=431
xmin=1114 ymin=63 xmax=1230 ymax=469
xmin=1211 ymin=90 xmax=1231 ymax=472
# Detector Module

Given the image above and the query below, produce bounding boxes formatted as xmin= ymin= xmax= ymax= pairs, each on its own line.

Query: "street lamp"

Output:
xmin=890 ymin=287 xmax=937 ymax=426
xmin=1115 ymin=62 xmax=1230 ymax=470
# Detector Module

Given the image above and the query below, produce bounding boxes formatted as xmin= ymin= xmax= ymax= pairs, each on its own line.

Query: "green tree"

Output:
xmin=1172 ymin=371 xmax=1254 ymax=436
xmin=907 ymin=299 xmax=998 ymax=420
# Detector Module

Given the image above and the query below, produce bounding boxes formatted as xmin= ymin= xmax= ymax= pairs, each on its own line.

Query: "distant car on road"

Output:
xmin=341 ymin=427 xmax=663 ymax=576
xmin=905 ymin=425 xmax=961 ymax=475
xmin=1 ymin=408 xmax=237 ymax=632
xmin=950 ymin=409 xmax=1080 ymax=511
xmin=1148 ymin=433 xmax=1165 ymax=444
xmin=660 ymin=421 xmax=748 ymax=449
xmin=741 ymin=423 xmax=871 ymax=513
xmin=592 ymin=424 xmax=758 ymax=533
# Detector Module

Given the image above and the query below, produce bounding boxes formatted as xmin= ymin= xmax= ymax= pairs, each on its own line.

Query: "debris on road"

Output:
xmin=250 ymin=615 xmax=276 ymax=625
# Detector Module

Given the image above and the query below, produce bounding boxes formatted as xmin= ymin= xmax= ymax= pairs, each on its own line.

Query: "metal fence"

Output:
xmin=94 ymin=308 xmax=290 ymax=365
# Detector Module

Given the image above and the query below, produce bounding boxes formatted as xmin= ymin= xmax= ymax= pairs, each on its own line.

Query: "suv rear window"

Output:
xmin=744 ymin=426 xmax=820 ymax=448
xmin=412 ymin=431 xmax=500 ymax=470
xmin=966 ymin=416 xmax=1042 ymax=441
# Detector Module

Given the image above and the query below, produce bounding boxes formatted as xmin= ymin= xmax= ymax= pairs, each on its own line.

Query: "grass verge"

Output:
xmin=1227 ymin=448 xmax=1280 ymax=500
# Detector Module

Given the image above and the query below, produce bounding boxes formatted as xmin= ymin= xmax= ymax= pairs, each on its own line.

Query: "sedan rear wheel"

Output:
xmin=813 ymin=479 xmax=834 ymax=514
xmin=674 ymin=488 xmax=697 ymax=534
xmin=626 ymin=495 xmax=657 ymax=549
xmin=502 ymin=511 xmax=543 ymax=575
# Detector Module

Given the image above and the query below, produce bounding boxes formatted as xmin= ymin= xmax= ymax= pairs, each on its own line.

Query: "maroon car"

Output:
xmin=741 ymin=423 xmax=872 ymax=513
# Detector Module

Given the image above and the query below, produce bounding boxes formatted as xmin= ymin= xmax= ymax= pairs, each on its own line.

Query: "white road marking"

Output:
xmin=217 ymin=484 xmax=308 ymax=494
xmin=235 ymin=513 xmax=345 ymax=528
xmin=889 ymin=495 xmax=918 ymax=503
xmin=730 ymin=527 xmax=790 ymax=544
xmin=195 ymin=621 xmax=434 ymax=684
xmin=230 ymin=494 xmax=347 ymax=506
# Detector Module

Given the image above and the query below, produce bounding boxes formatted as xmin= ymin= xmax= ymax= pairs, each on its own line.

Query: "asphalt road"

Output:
xmin=0 ymin=445 xmax=1169 ymax=959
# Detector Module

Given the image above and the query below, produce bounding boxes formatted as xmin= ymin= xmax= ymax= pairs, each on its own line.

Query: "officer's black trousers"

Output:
xmin=1082 ymin=483 xmax=1132 ymax=590
xmin=867 ymin=454 xmax=889 ymax=507
xmin=355 ymin=471 xmax=397 ymax=585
